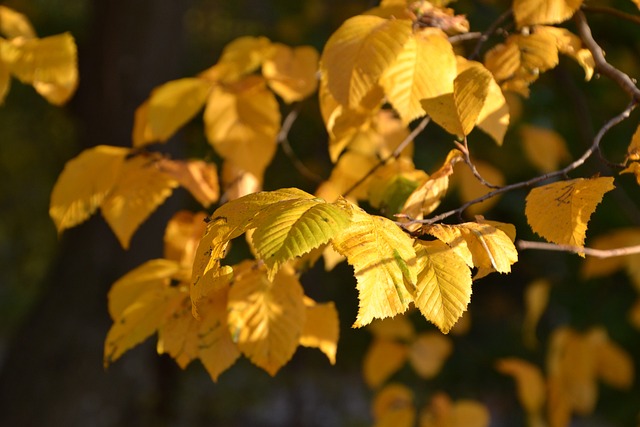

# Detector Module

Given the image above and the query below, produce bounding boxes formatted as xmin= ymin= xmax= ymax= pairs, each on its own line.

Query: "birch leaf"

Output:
xmin=321 ymin=14 xmax=412 ymax=107
xmin=49 ymin=145 xmax=129 ymax=233
xmin=163 ymin=210 xmax=209 ymax=267
xmin=101 ymin=155 xmax=179 ymax=249
xmin=525 ymin=177 xmax=615 ymax=248
xmin=513 ymin=0 xmax=584 ymax=28
xmin=414 ymin=239 xmax=472 ymax=333
xmin=227 ymin=262 xmax=306 ymax=376
xmin=363 ymin=338 xmax=409 ymax=388
xmin=262 ymin=43 xmax=319 ymax=103
xmin=331 ymin=200 xmax=417 ymax=327
xmin=0 ymin=6 xmax=36 ymax=39
xmin=299 ymin=297 xmax=340 ymax=365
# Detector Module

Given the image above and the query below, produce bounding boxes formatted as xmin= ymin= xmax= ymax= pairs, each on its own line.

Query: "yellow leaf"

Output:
xmin=420 ymin=393 xmax=491 ymax=427
xmin=156 ymin=296 xmax=199 ymax=369
xmin=591 ymin=329 xmax=635 ymax=389
xmin=380 ymin=29 xmax=456 ymax=124
xmin=496 ymin=358 xmax=546 ymax=416
xmin=101 ymin=154 xmax=179 ymax=249
xmin=323 ymin=150 xmax=379 ymax=199
xmin=627 ymin=124 xmax=640 ymax=162
xmin=408 ymin=332 xmax=452 ymax=378
xmin=521 ymin=125 xmax=571 ymax=172
xmin=1 ymin=33 xmax=78 ymax=105
xmin=250 ymin=198 xmax=352 ymax=279
xmin=204 ymin=76 xmax=280 ymax=177
xmin=525 ymin=177 xmax=615 ymax=249
xmin=522 ymin=279 xmax=551 ymax=348
xmin=227 ymin=262 xmax=306 ymax=376
xmin=536 ymin=26 xmax=594 ymax=80
xmin=331 ymin=201 xmax=417 ymax=327
xmin=581 ymin=228 xmax=640 ymax=290
xmin=262 ymin=43 xmax=319 ymax=103
xmin=425 ymin=221 xmax=518 ymax=274
xmin=134 ymin=78 xmax=211 ymax=146
xmin=369 ymin=314 xmax=416 ymax=341
xmin=363 ymin=338 xmax=409 ymax=388
xmin=628 ymin=299 xmax=640 ymax=330
xmin=158 ymin=158 xmax=219 ymax=207
xmin=0 ymin=52 xmax=10 ymax=104
xmin=414 ymin=239 xmax=472 ymax=333
xmin=457 ymin=57 xmax=510 ymax=145
xmin=621 ymin=162 xmax=640 ymax=186
xmin=163 ymin=210 xmax=209 ymax=267
xmin=200 ymin=36 xmax=272 ymax=84
xmin=0 ymin=6 xmax=36 ymax=39
xmin=299 ymin=297 xmax=340 ymax=364
xmin=321 ymin=14 xmax=412 ymax=107
xmin=49 ymin=145 xmax=129 ymax=233
xmin=322 ymin=244 xmax=346 ymax=271
xmin=454 ymin=159 xmax=505 ymax=217
xmin=369 ymin=157 xmax=428 ymax=217
xmin=373 ymin=384 xmax=416 ymax=427
xmin=513 ymin=0 xmax=584 ymax=28
xmin=221 ymin=161 xmax=262 ymax=200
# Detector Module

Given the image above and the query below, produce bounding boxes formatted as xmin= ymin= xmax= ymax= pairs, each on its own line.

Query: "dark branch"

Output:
xmin=277 ymin=104 xmax=324 ymax=183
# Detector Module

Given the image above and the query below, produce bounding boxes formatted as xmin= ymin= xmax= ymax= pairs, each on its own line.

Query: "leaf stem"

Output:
xmin=516 ymin=240 xmax=640 ymax=258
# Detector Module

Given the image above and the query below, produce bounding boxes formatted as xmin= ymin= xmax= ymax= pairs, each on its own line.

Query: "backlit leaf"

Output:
xmin=158 ymin=158 xmax=219 ymax=207
xmin=525 ymin=177 xmax=615 ymax=249
xmin=101 ymin=154 xmax=179 ymax=249
xmin=321 ymin=14 xmax=412 ymax=107
xmin=0 ymin=6 xmax=36 ymax=39
xmin=0 ymin=53 xmax=9 ymax=104
xmin=621 ymin=162 xmax=640 ymax=186
xmin=581 ymin=228 xmax=640 ymax=290
xmin=200 ymin=36 xmax=272 ymax=84
xmin=50 ymin=145 xmax=129 ymax=233
xmin=134 ymin=78 xmax=211 ymax=146
xmin=521 ymin=125 xmax=571 ymax=172
xmin=369 ymin=157 xmax=427 ymax=217
xmin=496 ymin=358 xmax=546 ymax=416
xmin=536 ymin=26 xmax=594 ymax=80
xmin=156 ymin=296 xmax=199 ymax=369
xmin=331 ymin=200 xmax=417 ymax=327
xmin=363 ymin=338 xmax=409 ymax=388
xmin=414 ymin=239 xmax=472 ymax=333
xmin=299 ymin=297 xmax=339 ymax=365
xmin=262 ymin=43 xmax=319 ymax=103
xmin=163 ymin=210 xmax=209 ymax=267
xmin=513 ymin=0 xmax=584 ymax=28
xmin=372 ymin=384 xmax=416 ymax=427
xmin=204 ymin=76 xmax=280 ymax=177
xmin=369 ymin=315 xmax=416 ymax=341
xmin=227 ymin=262 xmax=306 ymax=376
xmin=408 ymin=332 xmax=453 ymax=378
xmin=380 ymin=29 xmax=456 ymax=124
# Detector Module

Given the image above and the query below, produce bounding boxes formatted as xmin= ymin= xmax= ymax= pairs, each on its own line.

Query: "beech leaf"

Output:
xmin=0 ymin=6 xmax=36 ymax=39
xmin=513 ymin=0 xmax=584 ymax=28
xmin=262 ymin=43 xmax=319 ymax=103
xmin=158 ymin=158 xmax=219 ymax=207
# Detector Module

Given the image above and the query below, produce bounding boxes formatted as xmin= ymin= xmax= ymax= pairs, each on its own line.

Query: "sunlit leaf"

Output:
xmin=200 ymin=36 xmax=272 ymax=84
xmin=101 ymin=154 xmax=179 ymax=249
xmin=525 ymin=177 xmax=615 ymax=249
xmin=299 ymin=297 xmax=339 ymax=364
xmin=408 ymin=332 xmax=452 ymax=378
xmin=50 ymin=145 xmax=129 ymax=233
xmin=221 ymin=161 xmax=262 ymax=201
xmin=496 ymin=358 xmax=546 ymax=417
xmin=420 ymin=393 xmax=491 ymax=427
xmin=621 ymin=162 xmax=640 ymax=186
xmin=581 ymin=228 xmax=640 ymax=290
xmin=363 ymin=338 xmax=409 ymax=388
xmin=521 ymin=125 xmax=571 ymax=172
xmin=0 ymin=52 xmax=10 ymax=104
xmin=323 ymin=150 xmax=379 ymax=199
xmin=262 ymin=43 xmax=319 ymax=103
xmin=369 ymin=315 xmax=416 ymax=341
xmin=204 ymin=76 xmax=280 ymax=177
xmin=158 ymin=158 xmax=219 ymax=207
xmin=536 ymin=26 xmax=594 ymax=80
xmin=163 ymin=210 xmax=209 ymax=267
xmin=369 ymin=157 xmax=427 ymax=217
xmin=413 ymin=240 xmax=471 ymax=333
xmin=156 ymin=296 xmax=199 ymax=369
xmin=523 ymin=279 xmax=551 ymax=348
xmin=380 ymin=29 xmax=456 ymax=124
xmin=321 ymin=14 xmax=412 ymax=107
xmin=227 ymin=262 xmax=306 ymax=376
xmin=331 ymin=200 xmax=417 ymax=327
xmin=372 ymin=384 xmax=416 ymax=427
xmin=513 ymin=0 xmax=584 ymax=28
xmin=627 ymin=124 xmax=640 ymax=162
xmin=0 ymin=6 xmax=36 ymax=39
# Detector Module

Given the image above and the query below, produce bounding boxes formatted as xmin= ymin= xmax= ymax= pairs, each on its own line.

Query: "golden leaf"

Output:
xmin=49 ymin=145 xmax=129 ymax=233
xmin=627 ymin=124 xmax=640 ymax=162
xmin=369 ymin=157 xmax=427 ymax=217
xmin=0 ymin=6 xmax=36 ymax=39
xmin=200 ymin=36 xmax=272 ymax=84
xmin=413 ymin=239 xmax=472 ymax=333
xmin=323 ymin=150 xmax=379 ymax=199
xmin=1 ymin=33 xmax=78 ymax=105
xmin=408 ymin=332 xmax=452 ymax=378
xmin=369 ymin=315 xmax=416 ymax=341
xmin=629 ymin=299 xmax=640 ymax=330
xmin=299 ymin=297 xmax=340 ymax=364
xmin=221 ymin=161 xmax=262 ymax=201
xmin=101 ymin=154 xmax=179 ymax=249
xmin=496 ymin=358 xmax=546 ymax=416
xmin=204 ymin=76 xmax=280 ymax=177
xmin=134 ymin=78 xmax=211 ymax=146
xmin=158 ymin=158 xmax=219 ymax=207
xmin=521 ymin=125 xmax=571 ymax=172
xmin=536 ymin=26 xmax=594 ymax=80
xmin=522 ymin=279 xmax=551 ymax=348
xmin=420 ymin=393 xmax=491 ymax=427
xmin=591 ymin=328 xmax=635 ymax=389
xmin=372 ymin=384 xmax=416 ymax=427
xmin=0 ymin=53 xmax=9 ymax=104
xmin=363 ymin=338 xmax=409 ymax=388
xmin=525 ymin=177 xmax=615 ymax=249
xmin=331 ymin=201 xmax=417 ymax=327
xmin=227 ymin=262 xmax=306 ymax=376
xmin=621 ymin=162 xmax=640 ymax=186
xmin=163 ymin=210 xmax=209 ymax=267
xmin=513 ymin=0 xmax=584 ymax=28
xmin=454 ymin=159 xmax=505 ymax=217
xmin=581 ymin=228 xmax=640 ymax=290
xmin=380 ymin=29 xmax=456 ymax=124
xmin=321 ymin=14 xmax=412 ymax=107
xmin=156 ymin=296 xmax=199 ymax=369
xmin=262 ymin=43 xmax=319 ymax=103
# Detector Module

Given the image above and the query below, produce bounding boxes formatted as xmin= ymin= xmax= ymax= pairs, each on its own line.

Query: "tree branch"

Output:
xmin=574 ymin=10 xmax=640 ymax=103
xmin=449 ymin=32 xmax=483 ymax=44
xmin=277 ymin=104 xmax=324 ymax=183
xmin=582 ymin=6 xmax=640 ymax=26
xmin=517 ymin=240 xmax=640 ymax=258
xmin=469 ymin=9 xmax=512 ymax=60
xmin=455 ymin=137 xmax=502 ymax=189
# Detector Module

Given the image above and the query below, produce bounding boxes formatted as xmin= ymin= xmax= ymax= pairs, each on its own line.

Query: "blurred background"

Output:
xmin=0 ymin=0 xmax=639 ymax=426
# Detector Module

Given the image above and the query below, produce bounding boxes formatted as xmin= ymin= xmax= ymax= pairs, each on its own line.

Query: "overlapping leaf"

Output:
xmin=0 ymin=5 xmax=36 ymax=39
xmin=299 ymin=297 xmax=339 ymax=365
xmin=262 ymin=43 xmax=319 ymax=103
xmin=200 ymin=35 xmax=272 ymax=84
xmin=513 ymin=0 xmax=584 ymax=28
xmin=158 ymin=158 xmax=219 ymax=207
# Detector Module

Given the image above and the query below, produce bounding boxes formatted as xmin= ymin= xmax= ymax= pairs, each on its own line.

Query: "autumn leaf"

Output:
xmin=221 ymin=161 xmax=262 ymax=200
xmin=200 ymin=35 xmax=272 ymax=84
xmin=408 ymin=332 xmax=453 ymax=378
xmin=157 ymin=158 xmax=219 ymax=207
xmin=420 ymin=393 xmax=491 ymax=427
xmin=454 ymin=159 xmax=505 ymax=217
xmin=0 ymin=53 xmax=9 ymax=104
xmin=0 ymin=6 xmax=36 ymax=39
xmin=525 ymin=177 xmax=615 ymax=249
xmin=101 ymin=154 xmax=179 ymax=249
xmin=262 ymin=43 xmax=319 ymax=103
xmin=536 ymin=26 xmax=594 ymax=80
xmin=372 ymin=384 xmax=416 ymax=427
xmin=163 ymin=210 xmax=209 ymax=267
xmin=227 ymin=262 xmax=306 ymax=376
xmin=626 ymin=124 xmax=640 ymax=162
xmin=49 ymin=145 xmax=129 ymax=233
xmin=331 ymin=200 xmax=417 ymax=327
xmin=521 ymin=125 xmax=571 ymax=173
xmin=413 ymin=239 xmax=472 ymax=333
xmin=321 ymin=14 xmax=412 ymax=107
xmin=513 ymin=0 xmax=584 ymax=28
xmin=369 ymin=315 xmax=416 ymax=342
xmin=369 ymin=157 xmax=427 ymax=217
xmin=581 ymin=228 xmax=640 ymax=290
xmin=299 ymin=297 xmax=339 ymax=365
xmin=363 ymin=338 xmax=409 ymax=388
xmin=522 ymin=279 xmax=551 ymax=348
xmin=496 ymin=358 xmax=546 ymax=422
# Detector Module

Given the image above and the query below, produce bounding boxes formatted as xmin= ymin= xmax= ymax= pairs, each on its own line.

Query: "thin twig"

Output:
xmin=277 ymin=105 xmax=324 ymax=183
xmin=574 ymin=10 xmax=640 ymax=102
xmin=469 ymin=8 xmax=513 ymax=60
xmin=455 ymin=137 xmax=502 ymax=189
xmin=582 ymin=6 xmax=640 ymax=26
xmin=402 ymin=102 xmax=637 ymax=226
xmin=449 ymin=32 xmax=483 ymax=44
xmin=517 ymin=240 xmax=640 ymax=258
xmin=343 ymin=116 xmax=431 ymax=197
